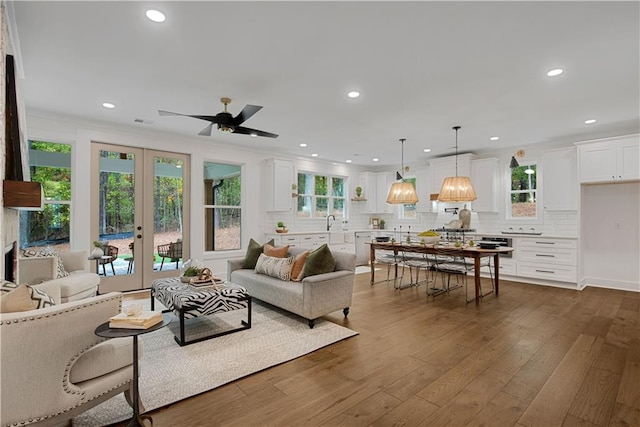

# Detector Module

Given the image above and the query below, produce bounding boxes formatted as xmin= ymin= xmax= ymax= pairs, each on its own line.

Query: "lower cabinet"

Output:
xmin=515 ymin=238 xmax=577 ymax=283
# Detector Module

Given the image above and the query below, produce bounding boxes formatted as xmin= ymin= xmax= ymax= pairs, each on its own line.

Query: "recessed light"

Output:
xmin=490 ymin=136 xmax=500 ymax=141
xmin=546 ymin=68 xmax=563 ymax=77
xmin=372 ymin=158 xmax=379 ymax=162
xmin=146 ymin=10 xmax=166 ymax=23
xmin=584 ymin=119 xmax=596 ymax=124
xmin=299 ymin=143 xmax=307 ymax=147
xmin=346 ymin=160 xmax=352 ymax=163
xmin=311 ymin=153 xmax=318 ymax=157
xmin=423 ymin=148 xmax=432 ymax=153
xmin=347 ymin=91 xmax=360 ymax=98
xmin=102 ymin=102 xmax=115 ymax=109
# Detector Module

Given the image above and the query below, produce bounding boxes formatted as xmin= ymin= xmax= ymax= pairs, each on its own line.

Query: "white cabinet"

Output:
xmin=415 ymin=167 xmax=433 ymax=213
xmin=542 ymin=147 xmax=578 ymax=210
xmin=359 ymin=172 xmax=393 ymax=213
xmin=266 ymin=233 xmax=329 ymax=249
xmin=430 ymin=153 xmax=474 ymax=195
xmin=470 ymin=158 xmax=499 ymax=212
xmin=265 ymin=158 xmax=294 ymax=212
xmin=577 ymin=135 xmax=640 ymax=183
xmin=516 ymin=238 xmax=577 ymax=283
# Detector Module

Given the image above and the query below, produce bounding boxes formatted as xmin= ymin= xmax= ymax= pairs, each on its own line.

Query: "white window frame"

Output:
xmin=203 ymin=161 xmax=242 ymax=252
xmin=297 ymin=172 xmax=346 ymax=219
xmin=506 ymin=161 xmax=542 ymax=222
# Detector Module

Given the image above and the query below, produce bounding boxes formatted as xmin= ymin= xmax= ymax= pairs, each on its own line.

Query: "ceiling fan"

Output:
xmin=158 ymin=97 xmax=278 ymax=138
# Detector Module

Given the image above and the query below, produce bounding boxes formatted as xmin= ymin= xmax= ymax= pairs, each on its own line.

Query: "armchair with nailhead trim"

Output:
xmin=0 ymin=286 xmax=143 ymax=427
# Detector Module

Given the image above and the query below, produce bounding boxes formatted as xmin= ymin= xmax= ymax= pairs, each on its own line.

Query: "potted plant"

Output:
xmin=291 ymin=183 xmax=298 ymax=198
xmin=181 ymin=266 xmax=200 ymax=283
xmin=276 ymin=221 xmax=288 ymax=233
xmin=355 ymin=186 xmax=363 ymax=198
xmin=379 ymin=219 xmax=386 ymax=230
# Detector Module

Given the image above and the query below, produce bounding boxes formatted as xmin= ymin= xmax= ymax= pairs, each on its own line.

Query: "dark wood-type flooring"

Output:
xmin=118 ymin=269 xmax=640 ymax=426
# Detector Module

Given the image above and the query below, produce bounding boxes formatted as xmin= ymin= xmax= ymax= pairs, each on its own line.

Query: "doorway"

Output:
xmin=91 ymin=143 xmax=190 ymax=293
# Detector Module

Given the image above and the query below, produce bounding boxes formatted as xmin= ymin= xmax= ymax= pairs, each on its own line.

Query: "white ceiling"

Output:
xmin=8 ymin=1 xmax=640 ymax=167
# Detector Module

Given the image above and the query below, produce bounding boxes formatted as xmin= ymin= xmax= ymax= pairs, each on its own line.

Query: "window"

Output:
xmin=19 ymin=141 xmax=72 ymax=251
xmin=399 ymin=177 xmax=417 ymax=219
xmin=509 ymin=163 xmax=538 ymax=219
xmin=297 ymin=172 xmax=345 ymax=218
xmin=204 ymin=162 xmax=241 ymax=251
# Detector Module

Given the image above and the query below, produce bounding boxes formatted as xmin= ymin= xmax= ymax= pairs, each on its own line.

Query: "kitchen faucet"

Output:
xmin=326 ymin=214 xmax=336 ymax=231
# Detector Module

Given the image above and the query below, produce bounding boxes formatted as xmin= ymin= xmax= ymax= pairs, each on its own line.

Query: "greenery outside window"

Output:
xmin=19 ymin=141 xmax=71 ymax=251
xmin=297 ymin=172 xmax=345 ymax=218
xmin=509 ymin=163 xmax=538 ymax=219
xmin=204 ymin=162 xmax=241 ymax=251
xmin=399 ymin=177 xmax=417 ymax=219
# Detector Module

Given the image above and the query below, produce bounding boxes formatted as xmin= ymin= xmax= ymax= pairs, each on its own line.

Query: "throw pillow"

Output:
xmin=22 ymin=246 xmax=70 ymax=278
xmin=0 ymin=280 xmax=56 ymax=309
xmin=0 ymin=283 xmax=37 ymax=313
xmin=302 ymin=244 xmax=336 ymax=278
xmin=263 ymin=243 xmax=290 ymax=258
xmin=290 ymin=250 xmax=310 ymax=282
xmin=255 ymin=253 xmax=295 ymax=281
xmin=242 ymin=238 xmax=275 ymax=269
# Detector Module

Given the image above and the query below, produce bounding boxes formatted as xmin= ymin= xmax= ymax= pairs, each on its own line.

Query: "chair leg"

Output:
xmin=160 ymin=258 xmax=165 ymax=271
xmin=110 ymin=262 xmax=115 ymax=276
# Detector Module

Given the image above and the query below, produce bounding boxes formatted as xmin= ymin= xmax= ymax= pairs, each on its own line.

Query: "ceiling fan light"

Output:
xmin=437 ymin=176 xmax=477 ymax=202
xmin=219 ymin=125 xmax=234 ymax=133
xmin=387 ymin=181 xmax=419 ymax=204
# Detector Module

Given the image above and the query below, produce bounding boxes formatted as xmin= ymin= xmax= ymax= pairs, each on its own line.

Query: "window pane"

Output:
xmin=19 ymin=204 xmax=70 ymax=251
xmin=510 ymin=164 xmax=537 ymax=218
xmin=204 ymin=162 xmax=241 ymax=251
xmin=315 ymin=197 xmax=328 ymax=217
xmin=315 ymin=176 xmax=328 ymax=196
xmin=332 ymin=177 xmax=344 ymax=197
xmin=205 ymin=207 xmax=241 ymax=251
xmin=297 ymin=195 xmax=312 ymax=218
xmin=332 ymin=198 xmax=344 ymax=216
xmin=298 ymin=173 xmax=312 ymax=195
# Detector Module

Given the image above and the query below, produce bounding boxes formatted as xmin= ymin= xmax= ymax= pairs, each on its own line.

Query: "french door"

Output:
xmin=91 ymin=143 xmax=190 ymax=293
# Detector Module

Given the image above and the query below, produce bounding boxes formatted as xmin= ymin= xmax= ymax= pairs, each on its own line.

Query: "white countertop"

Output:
xmin=265 ymin=230 xmax=577 ymax=239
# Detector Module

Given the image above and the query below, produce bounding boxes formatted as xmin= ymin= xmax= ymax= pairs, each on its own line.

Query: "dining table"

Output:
xmin=367 ymin=241 xmax=515 ymax=304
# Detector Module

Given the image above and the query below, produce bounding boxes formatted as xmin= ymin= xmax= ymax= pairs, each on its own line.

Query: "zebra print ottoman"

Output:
xmin=150 ymin=277 xmax=251 ymax=346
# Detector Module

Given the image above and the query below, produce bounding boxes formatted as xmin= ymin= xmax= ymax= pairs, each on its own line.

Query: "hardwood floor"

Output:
xmin=119 ymin=270 xmax=640 ymax=426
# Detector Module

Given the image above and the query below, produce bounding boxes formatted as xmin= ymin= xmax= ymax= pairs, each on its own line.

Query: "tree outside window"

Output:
xmin=509 ymin=164 xmax=538 ymax=218
xmin=400 ymin=177 xmax=417 ymax=219
xmin=297 ymin=172 xmax=345 ymax=218
xmin=204 ymin=162 xmax=241 ymax=251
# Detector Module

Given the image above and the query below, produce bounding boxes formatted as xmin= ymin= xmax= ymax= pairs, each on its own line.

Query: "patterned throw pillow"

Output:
xmin=0 ymin=280 xmax=55 ymax=309
xmin=255 ymin=253 xmax=295 ymax=281
xmin=21 ymin=247 xmax=70 ymax=278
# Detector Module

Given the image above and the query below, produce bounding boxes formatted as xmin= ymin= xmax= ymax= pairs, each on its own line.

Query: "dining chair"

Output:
xmin=97 ymin=244 xmax=119 ymax=276
xmin=401 ymin=248 xmax=435 ymax=288
xmin=372 ymin=249 xmax=404 ymax=285
xmin=158 ymin=240 xmax=183 ymax=270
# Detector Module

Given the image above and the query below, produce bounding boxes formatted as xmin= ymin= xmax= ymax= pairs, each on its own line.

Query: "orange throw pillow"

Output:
xmin=290 ymin=250 xmax=310 ymax=281
xmin=263 ymin=244 xmax=290 ymax=258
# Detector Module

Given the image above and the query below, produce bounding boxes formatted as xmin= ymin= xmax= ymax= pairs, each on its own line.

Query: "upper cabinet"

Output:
xmin=470 ymin=158 xmax=499 ymax=212
xmin=429 ymin=154 xmax=474 ymax=195
xmin=359 ymin=172 xmax=394 ymax=214
xmin=542 ymin=147 xmax=578 ymax=211
xmin=265 ymin=158 xmax=294 ymax=212
xmin=577 ymin=135 xmax=640 ymax=184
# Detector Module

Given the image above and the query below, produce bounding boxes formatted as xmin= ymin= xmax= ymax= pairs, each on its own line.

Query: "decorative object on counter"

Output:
xmin=90 ymin=241 xmax=104 ymax=258
xmin=417 ymin=230 xmax=441 ymax=244
xmin=371 ymin=217 xmax=380 ymax=229
xmin=387 ymin=138 xmax=419 ymax=204
xmin=437 ymin=126 xmax=477 ymax=202
xmin=379 ymin=219 xmax=386 ymax=229
xmin=276 ymin=221 xmax=288 ymax=233
xmin=510 ymin=150 xmax=525 ymax=168
xmin=181 ymin=265 xmax=200 ymax=283
xmin=446 ymin=219 xmax=463 ymax=229
xmin=459 ymin=204 xmax=471 ymax=228
xmin=355 ymin=186 xmax=363 ymax=198
xmin=291 ymin=183 xmax=298 ymax=198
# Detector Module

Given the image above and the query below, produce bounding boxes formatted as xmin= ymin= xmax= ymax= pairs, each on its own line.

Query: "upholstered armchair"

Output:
xmin=157 ymin=240 xmax=182 ymax=270
xmin=0 ymin=287 xmax=142 ymax=426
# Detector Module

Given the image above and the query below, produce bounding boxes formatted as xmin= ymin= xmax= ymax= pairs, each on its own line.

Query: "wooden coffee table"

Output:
xmin=150 ymin=277 xmax=251 ymax=346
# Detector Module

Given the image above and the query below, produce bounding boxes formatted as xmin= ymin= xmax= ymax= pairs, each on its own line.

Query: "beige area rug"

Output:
xmin=355 ymin=266 xmax=380 ymax=274
xmin=73 ymin=301 xmax=358 ymax=426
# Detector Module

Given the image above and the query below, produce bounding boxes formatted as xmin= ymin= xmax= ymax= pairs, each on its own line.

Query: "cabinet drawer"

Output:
xmin=518 ymin=248 xmax=577 ymax=265
xmin=279 ymin=235 xmax=300 ymax=245
xmin=518 ymin=238 xmax=577 ymax=250
xmin=517 ymin=262 xmax=577 ymax=283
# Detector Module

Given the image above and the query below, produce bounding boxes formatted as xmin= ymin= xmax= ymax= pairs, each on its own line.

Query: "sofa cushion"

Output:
xmin=291 ymin=250 xmax=310 ymax=281
xmin=263 ymin=243 xmax=290 ymax=258
xmin=70 ymin=337 xmax=142 ymax=384
xmin=22 ymin=247 xmax=70 ymax=278
xmin=0 ymin=283 xmax=36 ymax=313
xmin=242 ymin=238 xmax=275 ymax=269
xmin=255 ymin=253 xmax=295 ymax=281
xmin=303 ymin=244 xmax=336 ymax=278
xmin=0 ymin=280 xmax=56 ymax=310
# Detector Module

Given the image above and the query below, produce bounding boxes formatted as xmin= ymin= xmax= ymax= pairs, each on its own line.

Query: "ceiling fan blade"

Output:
xmin=234 ymin=126 xmax=279 ymax=139
xmin=198 ymin=123 xmax=214 ymax=136
xmin=158 ymin=110 xmax=221 ymax=123
xmin=232 ymin=105 xmax=263 ymax=126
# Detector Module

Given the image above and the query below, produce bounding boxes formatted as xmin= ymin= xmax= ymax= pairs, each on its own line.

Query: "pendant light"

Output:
xmin=437 ymin=126 xmax=477 ymax=202
xmin=386 ymin=138 xmax=419 ymax=204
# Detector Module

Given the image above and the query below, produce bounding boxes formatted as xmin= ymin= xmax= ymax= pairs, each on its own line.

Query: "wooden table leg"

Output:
xmin=370 ymin=244 xmax=375 ymax=285
xmin=494 ymin=254 xmax=500 ymax=296
xmin=474 ymin=256 xmax=481 ymax=305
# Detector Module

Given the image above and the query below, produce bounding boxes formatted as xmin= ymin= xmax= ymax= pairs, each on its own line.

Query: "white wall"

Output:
xmin=581 ymin=182 xmax=640 ymax=291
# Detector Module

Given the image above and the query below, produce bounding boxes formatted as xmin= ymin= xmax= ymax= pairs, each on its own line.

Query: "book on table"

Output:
xmin=109 ymin=311 xmax=162 ymax=329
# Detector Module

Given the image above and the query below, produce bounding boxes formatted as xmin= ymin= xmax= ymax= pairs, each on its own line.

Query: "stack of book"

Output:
xmin=109 ymin=311 xmax=162 ymax=329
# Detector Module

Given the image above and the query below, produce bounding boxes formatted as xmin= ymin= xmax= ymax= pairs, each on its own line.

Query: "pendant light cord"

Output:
xmin=399 ymin=138 xmax=406 ymax=181
xmin=453 ymin=126 xmax=461 ymax=177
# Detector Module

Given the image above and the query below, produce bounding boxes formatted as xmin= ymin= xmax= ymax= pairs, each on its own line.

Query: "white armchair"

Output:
xmin=0 ymin=289 xmax=142 ymax=426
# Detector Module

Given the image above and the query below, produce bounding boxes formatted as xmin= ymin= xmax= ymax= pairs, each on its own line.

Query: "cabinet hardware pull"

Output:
xmin=535 ymin=254 xmax=555 ymax=257
xmin=535 ymin=269 xmax=555 ymax=273
xmin=535 ymin=241 xmax=555 ymax=244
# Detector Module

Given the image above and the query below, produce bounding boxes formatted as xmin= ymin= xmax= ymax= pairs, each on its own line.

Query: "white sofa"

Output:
xmin=0 ymin=283 xmax=141 ymax=427
xmin=18 ymin=250 xmax=100 ymax=302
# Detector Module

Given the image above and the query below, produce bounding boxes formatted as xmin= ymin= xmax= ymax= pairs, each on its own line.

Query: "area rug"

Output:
xmin=355 ymin=266 xmax=379 ymax=274
xmin=73 ymin=301 xmax=358 ymax=426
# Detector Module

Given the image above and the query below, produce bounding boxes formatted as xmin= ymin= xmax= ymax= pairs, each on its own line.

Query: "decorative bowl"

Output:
xmin=275 ymin=229 xmax=288 ymax=233
xmin=180 ymin=275 xmax=193 ymax=283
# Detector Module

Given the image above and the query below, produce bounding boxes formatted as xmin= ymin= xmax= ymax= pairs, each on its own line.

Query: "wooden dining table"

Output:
xmin=367 ymin=241 xmax=515 ymax=304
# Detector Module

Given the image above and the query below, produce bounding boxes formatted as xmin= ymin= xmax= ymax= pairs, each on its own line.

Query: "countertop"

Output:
xmin=265 ymin=230 xmax=578 ymax=239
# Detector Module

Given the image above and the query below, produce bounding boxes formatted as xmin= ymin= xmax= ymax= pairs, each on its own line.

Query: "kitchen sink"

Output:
xmin=501 ymin=231 xmax=543 ymax=235
xmin=329 ymin=232 xmax=346 ymax=244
